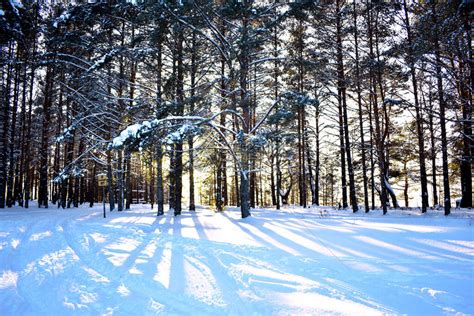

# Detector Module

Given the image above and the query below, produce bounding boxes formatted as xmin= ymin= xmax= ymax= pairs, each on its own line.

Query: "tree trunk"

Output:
xmin=23 ymin=47 xmax=35 ymax=209
xmin=6 ymin=50 xmax=20 ymax=207
xmin=273 ymin=17 xmax=281 ymax=210
xmin=125 ymin=26 xmax=136 ymax=210
xmin=0 ymin=43 xmax=13 ymax=208
xmin=337 ymin=89 xmax=348 ymax=209
xmin=17 ymin=49 xmax=29 ymax=207
xmin=125 ymin=152 xmax=132 ymax=210
xmin=297 ymin=19 xmax=307 ymax=208
xmin=306 ymin=137 xmax=316 ymax=205
xmin=432 ymin=2 xmax=451 ymax=215
xmin=270 ymin=154 xmax=276 ymax=206
xmin=239 ymin=10 xmax=251 ymax=218
xmin=427 ymin=90 xmax=439 ymax=206
xmin=117 ymin=150 xmax=124 ymax=211
xmin=403 ymin=0 xmax=429 ymax=213
xmin=314 ymin=100 xmax=320 ymax=206
xmin=38 ymin=58 xmax=55 ymax=208
xmin=404 ymin=161 xmax=409 ymax=207
xmin=459 ymin=6 xmax=472 ymax=209
xmin=155 ymin=29 xmax=164 ymax=216
xmin=367 ymin=2 xmax=387 ymax=214
xmin=353 ymin=0 xmax=369 ymax=212
xmin=189 ymin=31 xmax=197 ymax=211
xmin=90 ymin=163 xmax=96 ymax=208
xmin=337 ymin=0 xmax=358 ymax=212
xmin=173 ymin=21 xmax=184 ymax=216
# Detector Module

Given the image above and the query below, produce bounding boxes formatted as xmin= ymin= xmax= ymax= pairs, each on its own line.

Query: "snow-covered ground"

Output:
xmin=0 ymin=203 xmax=473 ymax=315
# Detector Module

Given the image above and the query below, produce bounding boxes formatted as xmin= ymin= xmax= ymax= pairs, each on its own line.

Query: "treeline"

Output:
xmin=0 ymin=0 xmax=472 ymax=218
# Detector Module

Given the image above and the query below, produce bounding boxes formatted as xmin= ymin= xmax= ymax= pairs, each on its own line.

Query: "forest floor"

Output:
xmin=0 ymin=203 xmax=473 ymax=315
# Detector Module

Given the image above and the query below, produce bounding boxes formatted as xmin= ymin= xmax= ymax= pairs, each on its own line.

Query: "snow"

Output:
xmin=53 ymin=12 xmax=70 ymax=28
xmin=0 ymin=203 xmax=473 ymax=315
xmin=164 ymin=124 xmax=197 ymax=145
xmin=111 ymin=117 xmax=205 ymax=149
xmin=8 ymin=0 xmax=23 ymax=15
xmin=0 ymin=10 xmax=4 ymax=16
xmin=111 ymin=122 xmax=152 ymax=148
xmin=10 ymin=0 xmax=23 ymax=8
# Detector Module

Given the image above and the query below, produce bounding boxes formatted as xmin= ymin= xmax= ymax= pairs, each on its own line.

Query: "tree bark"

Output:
xmin=155 ymin=25 xmax=164 ymax=216
xmin=6 ymin=49 xmax=20 ymax=207
xmin=239 ymin=9 xmax=251 ymax=218
xmin=367 ymin=1 xmax=387 ymax=214
xmin=403 ymin=0 xmax=429 ymax=213
xmin=38 ymin=59 xmax=55 ymax=208
xmin=173 ymin=20 xmax=184 ymax=216
xmin=353 ymin=0 xmax=369 ymax=212
xmin=189 ymin=30 xmax=197 ymax=211
xmin=431 ymin=2 xmax=451 ymax=215
xmin=427 ymin=89 xmax=439 ymax=206
xmin=336 ymin=0 xmax=358 ymax=212
xmin=0 ymin=43 xmax=13 ymax=208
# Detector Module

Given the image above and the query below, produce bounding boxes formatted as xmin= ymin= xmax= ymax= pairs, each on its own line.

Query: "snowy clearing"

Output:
xmin=0 ymin=204 xmax=473 ymax=315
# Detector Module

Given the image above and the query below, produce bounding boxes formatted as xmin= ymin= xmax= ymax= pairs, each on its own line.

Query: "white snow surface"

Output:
xmin=0 ymin=203 xmax=473 ymax=315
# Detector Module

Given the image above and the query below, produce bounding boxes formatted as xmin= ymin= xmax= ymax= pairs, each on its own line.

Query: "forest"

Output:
xmin=1 ymin=1 xmax=474 ymax=314
xmin=0 ymin=0 xmax=472 ymax=218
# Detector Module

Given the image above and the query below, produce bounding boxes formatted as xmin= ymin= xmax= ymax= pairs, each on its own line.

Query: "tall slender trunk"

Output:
xmin=403 ymin=0 xmax=429 ymax=213
xmin=0 ymin=43 xmax=13 ymax=208
xmin=155 ymin=27 xmax=164 ymax=216
xmin=353 ymin=0 xmax=369 ymax=212
xmin=125 ymin=26 xmax=136 ymax=210
xmin=336 ymin=0 xmax=358 ymax=212
xmin=431 ymin=2 xmax=451 ymax=215
xmin=125 ymin=151 xmax=131 ymax=209
xmin=6 ymin=50 xmax=20 ymax=207
xmin=23 ymin=3 xmax=38 ymax=209
xmin=273 ymin=19 xmax=281 ymax=210
xmin=17 ymin=49 xmax=29 ymax=207
xmin=459 ymin=5 xmax=472 ymax=209
xmin=52 ymin=70 xmax=64 ymax=206
xmin=367 ymin=2 xmax=387 ymax=214
xmin=337 ymin=89 xmax=347 ymax=209
xmin=38 ymin=60 xmax=55 ymax=208
xmin=373 ymin=9 xmax=398 ymax=209
xmin=117 ymin=22 xmax=125 ymax=212
xmin=150 ymin=163 xmax=155 ymax=208
xmin=296 ymin=19 xmax=307 ymax=208
xmin=117 ymin=150 xmax=124 ymax=211
xmin=106 ymin=149 xmax=115 ymax=211
xmin=404 ymin=160 xmax=409 ymax=208
xmin=427 ymin=90 xmax=439 ymax=206
xmin=314 ymin=92 xmax=320 ymax=206
xmin=156 ymin=145 xmax=164 ymax=216
xmin=189 ymin=31 xmax=197 ymax=211
xmin=90 ymin=163 xmax=96 ymax=207
xmin=62 ymin=100 xmax=73 ymax=208
xmin=250 ymin=65 xmax=257 ymax=209
xmin=239 ymin=11 xmax=251 ymax=218
xmin=230 ymin=67 xmax=240 ymax=208
xmin=367 ymin=81 xmax=376 ymax=211
xmin=106 ymin=28 xmax=115 ymax=211
xmin=73 ymin=139 xmax=84 ymax=208
xmin=216 ymin=33 xmax=226 ymax=212
xmin=457 ymin=58 xmax=472 ymax=210
xmin=173 ymin=21 xmax=184 ymax=216
xmin=270 ymin=154 xmax=276 ymax=205
xmin=306 ymin=138 xmax=316 ymax=205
